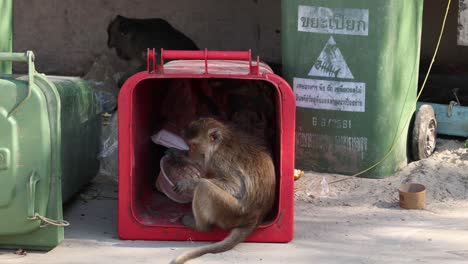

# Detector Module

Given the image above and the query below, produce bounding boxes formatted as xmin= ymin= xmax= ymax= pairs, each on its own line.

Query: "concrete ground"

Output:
xmin=1 ymin=139 xmax=467 ymax=264
xmin=1 ymin=178 xmax=467 ymax=264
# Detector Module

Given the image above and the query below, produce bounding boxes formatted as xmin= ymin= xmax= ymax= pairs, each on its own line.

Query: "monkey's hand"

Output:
xmin=173 ymin=178 xmax=198 ymax=194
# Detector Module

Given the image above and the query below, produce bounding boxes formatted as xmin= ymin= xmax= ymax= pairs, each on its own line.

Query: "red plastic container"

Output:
xmin=118 ymin=49 xmax=295 ymax=243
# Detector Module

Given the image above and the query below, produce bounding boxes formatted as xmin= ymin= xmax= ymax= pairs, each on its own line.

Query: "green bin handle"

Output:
xmin=27 ymin=170 xmax=40 ymax=219
xmin=26 ymin=170 xmax=70 ymax=227
xmin=0 ymin=51 xmax=36 ymax=117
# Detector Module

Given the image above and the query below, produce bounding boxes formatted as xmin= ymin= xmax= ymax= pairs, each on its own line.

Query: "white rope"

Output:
xmin=28 ymin=213 xmax=70 ymax=228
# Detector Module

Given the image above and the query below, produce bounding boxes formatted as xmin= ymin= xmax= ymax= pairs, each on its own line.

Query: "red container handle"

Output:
xmin=161 ymin=49 xmax=251 ymax=61
xmin=147 ymin=48 xmax=259 ymax=75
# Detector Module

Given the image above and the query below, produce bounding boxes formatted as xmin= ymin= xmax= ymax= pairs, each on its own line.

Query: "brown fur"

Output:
xmin=170 ymin=118 xmax=276 ymax=264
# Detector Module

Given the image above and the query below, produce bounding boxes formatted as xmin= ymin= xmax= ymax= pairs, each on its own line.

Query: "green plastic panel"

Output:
xmin=49 ymin=76 xmax=101 ymax=202
xmin=0 ymin=0 xmax=12 ymax=74
xmin=0 ymin=52 xmax=101 ymax=249
xmin=0 ymin=77 xmax=52 ymax=235
xmin=282 ymin=0 xmax=424 ymax=178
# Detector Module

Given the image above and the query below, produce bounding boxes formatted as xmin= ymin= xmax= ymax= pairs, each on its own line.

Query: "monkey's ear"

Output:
xmin=208 ymin=128 xmax=222 ymax=143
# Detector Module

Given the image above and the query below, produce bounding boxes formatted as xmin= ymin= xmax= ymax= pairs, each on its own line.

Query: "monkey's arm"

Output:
xmin=172 ymin=178 xmax=200 ymax=193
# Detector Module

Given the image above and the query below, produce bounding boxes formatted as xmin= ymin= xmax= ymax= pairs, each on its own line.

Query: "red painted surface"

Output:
xmin=118 ymin=50 xmax=295 ymax=243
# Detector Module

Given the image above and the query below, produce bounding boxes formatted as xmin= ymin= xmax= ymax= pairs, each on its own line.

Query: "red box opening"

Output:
xmin=118 ymin=56 xmax=295 ymax=243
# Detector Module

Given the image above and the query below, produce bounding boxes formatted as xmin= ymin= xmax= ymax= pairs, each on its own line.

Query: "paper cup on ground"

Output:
xmin=399 ymin=183 xmax=426 ymax=209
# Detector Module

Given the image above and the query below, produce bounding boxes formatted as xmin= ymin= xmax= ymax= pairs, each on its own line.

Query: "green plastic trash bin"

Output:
xmin=0 ymin=51 xmax=101 ymax=249
xmin=282 ymin=0 xmax=424 ymax=178
xmin=0 ymin=0 xmax=12 ymax=74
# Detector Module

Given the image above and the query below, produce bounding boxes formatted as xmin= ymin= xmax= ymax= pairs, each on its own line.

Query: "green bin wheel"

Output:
xmin=412 ymin=104 xmax=437 ymax=160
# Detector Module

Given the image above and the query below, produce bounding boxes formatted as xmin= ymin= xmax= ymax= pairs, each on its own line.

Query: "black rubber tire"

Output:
xmin=412 ymin=104 xmax=437 ymax=161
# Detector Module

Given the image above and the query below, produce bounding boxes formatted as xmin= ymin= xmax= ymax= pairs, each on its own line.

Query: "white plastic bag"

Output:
xmin=98 ymin=113 xmax=118 ymax=181
xmin=305 ymin=176 xmax=330 ymax=198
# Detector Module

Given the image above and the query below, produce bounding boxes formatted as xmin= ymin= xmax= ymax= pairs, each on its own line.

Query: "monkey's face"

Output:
xmin=185 ymin=139 xmax=206 ymax=163
xmin=107 ymin=15 xmax=137 ymax=61
xmin=184 ymin=118 xmax=224 ymax=165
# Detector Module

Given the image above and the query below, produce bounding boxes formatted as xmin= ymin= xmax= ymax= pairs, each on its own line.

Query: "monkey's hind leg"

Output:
xmin=181 ymin=214 xmax=212 ymax=231
xmin=191 ymin=179 xmax=244 ymax=231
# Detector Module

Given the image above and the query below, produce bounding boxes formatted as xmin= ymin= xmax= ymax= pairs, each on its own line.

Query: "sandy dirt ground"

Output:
xmin=295 ymin=138 xmax=468 ymax=209
xmin=0 ymin=138 xmax=467 ymax=264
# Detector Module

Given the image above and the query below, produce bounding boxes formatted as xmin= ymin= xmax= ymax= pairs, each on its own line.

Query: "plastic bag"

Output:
xmin=151 ymin=129 xmax=189 ymax=150
xmin=93 ymin=88 xmax=117 ymax=113
xmin=305 ymin=176 xmax=330 ymax=198
xmin=98 ymin=112 xmax=118 ymax=181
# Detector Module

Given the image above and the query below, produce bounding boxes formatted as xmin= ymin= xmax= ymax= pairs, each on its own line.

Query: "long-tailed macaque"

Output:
xmin=106 ymin=15 xmax=199 ymax=87
xmin=170 ymin=118 xmax=276 ymax=264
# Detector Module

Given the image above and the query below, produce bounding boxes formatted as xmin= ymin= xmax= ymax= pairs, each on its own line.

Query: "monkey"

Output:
xmin=107 ymin=15 xmax=199 ymax=63
xmin=169 ymin=117 xmax=276 ymax=264
xmin=106 ymin=15 xmax=199 ymax=87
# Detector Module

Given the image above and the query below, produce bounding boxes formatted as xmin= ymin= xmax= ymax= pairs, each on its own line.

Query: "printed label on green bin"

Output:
xmin=294 ymin=78 xmax=365 ymax=112
xmin=298 ymin=5 xmax=369 ymax=36
xmin=296 ymin=131 xmax=368 ymax=158
xmin=308 ymin=36 xmax=354 ymax=79
xmin=295 ymin=127 xmax=368 ymax=172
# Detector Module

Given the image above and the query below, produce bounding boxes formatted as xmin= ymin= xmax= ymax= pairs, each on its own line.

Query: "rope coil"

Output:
xmin=28 ymin=213 xmax=70 ymax=228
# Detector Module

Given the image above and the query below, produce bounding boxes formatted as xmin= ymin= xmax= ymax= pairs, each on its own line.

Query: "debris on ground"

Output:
xmin=294 ymin=169 xmax=304 ymax=181
xmin=14 ymin=249 xmax=27 ymax=256
xmin=295 ymin=138 xmax=468 ymax=208
xmin=83 ymin=51 xmax=128 ymax=94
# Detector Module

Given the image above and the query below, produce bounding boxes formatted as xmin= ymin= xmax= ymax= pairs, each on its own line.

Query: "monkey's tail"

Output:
xmin=170 ymin=226 xmax=255 ymax=264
